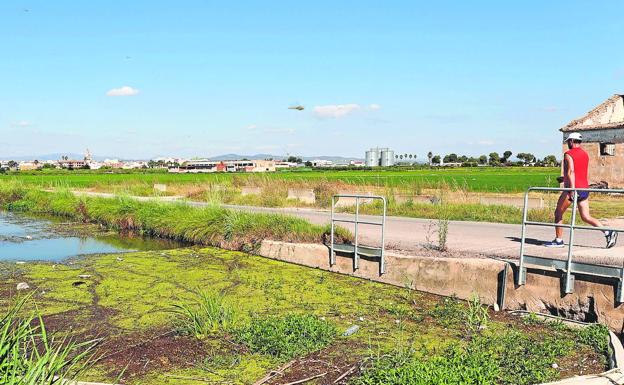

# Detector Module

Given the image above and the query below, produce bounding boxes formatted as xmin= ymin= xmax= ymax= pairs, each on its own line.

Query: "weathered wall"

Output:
xmin=258 ymin=240 xmax=624 ymax=330
xmin=560 ymin=135 xmax=624 ymax=187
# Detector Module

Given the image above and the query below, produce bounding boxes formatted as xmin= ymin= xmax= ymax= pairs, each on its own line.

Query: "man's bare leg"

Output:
xmin=578 ymin=199 xmax=618 ymax=248
xmin=577 ymin=200 xmax=602 ymax=227
xmin=545 ymin=192 xmax=571 ymax=247
xmin=554 ymin=192 xmax=571 ymax=240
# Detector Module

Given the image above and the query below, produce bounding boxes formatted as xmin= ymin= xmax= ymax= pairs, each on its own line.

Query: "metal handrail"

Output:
xmin=330 ymin=194 xmax=387 ymax=274
xmin=518 ymin=186 xmax=624 ymax=301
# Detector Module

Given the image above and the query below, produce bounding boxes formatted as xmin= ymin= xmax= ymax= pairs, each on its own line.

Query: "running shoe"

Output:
xmin=606 ymin=231 xmax=618 ymax=249
xmin=544 ymin=239 xmax=565 ymax=248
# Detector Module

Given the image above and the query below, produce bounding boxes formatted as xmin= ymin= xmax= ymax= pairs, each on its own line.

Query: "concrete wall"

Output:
xmin=258 ymin=240 xmax=624 ymax=330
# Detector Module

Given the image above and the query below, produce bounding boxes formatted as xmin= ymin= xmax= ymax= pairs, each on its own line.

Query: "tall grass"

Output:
xmin=171 ymin=290 xmax=236 ymax=339
xmin=0 ymin=183 xmax=352 ymax=251
xmin=1 ymin=296 xmax=97 ymax=384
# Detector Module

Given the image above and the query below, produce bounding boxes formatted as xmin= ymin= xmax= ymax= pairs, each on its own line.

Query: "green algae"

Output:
xmin=0 ymin=246 xmax=610 ymax=384
xmin=2 ymin=247 xmax=450 ymax=383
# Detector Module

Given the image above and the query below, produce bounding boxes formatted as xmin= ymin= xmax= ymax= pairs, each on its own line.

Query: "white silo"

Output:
xmin=365 ymin=148 xmax=379 ymax=167
xmin=380 ymin=148 xmax=395 ymax=167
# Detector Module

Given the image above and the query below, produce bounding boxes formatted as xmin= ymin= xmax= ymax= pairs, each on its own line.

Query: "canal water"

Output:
xmin=0 ymin=212 xmax=181 ymax=262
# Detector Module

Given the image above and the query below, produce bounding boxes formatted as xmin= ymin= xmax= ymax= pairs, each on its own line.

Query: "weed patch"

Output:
xmin=234 ymin=314 xmax=337 ymax=360
xmin=355 ymin=328 xmax=577 ymax=385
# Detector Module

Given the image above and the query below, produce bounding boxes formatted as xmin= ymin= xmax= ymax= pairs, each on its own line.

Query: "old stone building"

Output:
xmin=560 ymin=94 xmax=624 ymax=187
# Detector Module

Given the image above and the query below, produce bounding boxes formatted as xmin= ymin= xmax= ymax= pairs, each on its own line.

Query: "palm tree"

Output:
xmin=427 ymin=152 xmax=433 ymax=165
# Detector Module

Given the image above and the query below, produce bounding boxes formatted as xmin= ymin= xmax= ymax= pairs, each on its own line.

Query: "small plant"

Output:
xmin=234 ymin=314 xmax=336 ymax=360
xmin=171 ymin=290 xmax=236 ymax=339
xmin=437 ymin=217 xmax=449 ymax=251
xmin=522 ymin=312 xmax=542 ymax=326
xmin=424 ymin=213 xmax=449 ymax=251
xmin=465 ymin=294 xmax=489 ymax=332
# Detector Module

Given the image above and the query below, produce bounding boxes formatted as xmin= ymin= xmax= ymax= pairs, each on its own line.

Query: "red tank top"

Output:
xmin=564 ymin=147 xmax=589 ymax=188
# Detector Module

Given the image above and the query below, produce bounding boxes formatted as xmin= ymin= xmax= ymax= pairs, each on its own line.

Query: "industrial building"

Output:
xmin=171 ymin=159 xmax=276 ymax=173
xmin=365 ymin=147 xmax=395 ymax=167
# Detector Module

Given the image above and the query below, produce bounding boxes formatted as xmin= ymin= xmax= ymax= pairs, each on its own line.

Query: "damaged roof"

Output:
xmin=561 ymin=94 xmax=624 ymax=132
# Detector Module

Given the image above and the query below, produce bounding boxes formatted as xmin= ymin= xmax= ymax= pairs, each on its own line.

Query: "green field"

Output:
xmin=1 ymin=167 xmax=560 ymax=193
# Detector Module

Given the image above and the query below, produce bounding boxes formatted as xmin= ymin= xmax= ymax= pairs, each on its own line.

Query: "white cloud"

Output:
xmin=368 ymin=104 xmax=381 ymax=110
xmin=12 ymin=120 xmax=31 ymax=128
xmin=106 ymin=86 xmax=139 ymax=97
xmin=247 ymin=124 xmax=257 ymax=130
xmin=313 ymin=104 xmax=361 ymax=118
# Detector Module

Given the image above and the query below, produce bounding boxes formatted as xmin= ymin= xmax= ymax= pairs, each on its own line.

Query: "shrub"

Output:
xmin=313 ymin=183 xmax=337 ymax=208
xmin=234 ymin=314 xmax=336 ymax=360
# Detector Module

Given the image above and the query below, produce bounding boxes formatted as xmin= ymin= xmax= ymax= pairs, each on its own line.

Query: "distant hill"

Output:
xmin=207 ymin=154 xmax=364 ymax=162
xmin=0 ymin=152 xmax=364 ymax=163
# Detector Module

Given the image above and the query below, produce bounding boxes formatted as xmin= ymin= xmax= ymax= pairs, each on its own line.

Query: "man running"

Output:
xmin=545 ymin=132 xmax=618 ymax=248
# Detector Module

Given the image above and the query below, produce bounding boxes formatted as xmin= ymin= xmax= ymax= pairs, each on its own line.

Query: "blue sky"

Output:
xmin=1 ymin=1 xmax=623 ymax=159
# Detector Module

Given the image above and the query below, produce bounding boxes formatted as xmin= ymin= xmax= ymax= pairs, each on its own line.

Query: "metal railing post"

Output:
xmin=565 ymin=190 xmax=579 ymax=294
xmin=330 ymin=194 xmax=388 ymax=276
xmin=380 ymin=197 xmax=386 ymax=274
xmin=354 ymin=196 xmax=360 ymax=270
xmin=516 ymin=186 xmax=624 ymax=302
xmin=618 ymin=266 xmax=624 ymax=304
xmin=330 ymin=195 xmax=335 ymax=266
xmin=518 ymin=189 xmax=531 ymax=285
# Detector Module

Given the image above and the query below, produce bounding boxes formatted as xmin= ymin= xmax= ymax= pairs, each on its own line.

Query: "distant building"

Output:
xmin=172 ymin=159 xmax=276 ymax=173
xmin=365 ymin=148 xmax=395 ymax=167
xmin=275 ymin=161 xmax=300 ymax=169
xmin=17 ymin=161 xmax=41 ymax=171
xmin=58 ymin=159 xmax=87 ymax=169
xmin=311 ymin=159 xmax=333 ymax=167
xmin=560 ymin=94 xmax=624 ymax=187
xmin=58 ymin=149 xmax=93 ymax=169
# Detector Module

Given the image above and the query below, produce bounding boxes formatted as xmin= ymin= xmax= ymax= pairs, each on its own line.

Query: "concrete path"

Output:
xmin=71 ymin=191 xmax=624 ymax=266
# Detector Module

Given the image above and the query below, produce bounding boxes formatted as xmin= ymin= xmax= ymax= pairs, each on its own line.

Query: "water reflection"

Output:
xmin=0 ymin=212 xmax=182 ymax=262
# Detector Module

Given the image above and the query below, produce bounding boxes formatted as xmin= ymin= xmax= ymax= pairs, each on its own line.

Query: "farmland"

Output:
xmin=0 ymin=167 xmax=560 ymax=193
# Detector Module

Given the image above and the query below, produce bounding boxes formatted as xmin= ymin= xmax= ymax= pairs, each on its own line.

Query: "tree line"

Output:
xmin=426 ymin=151 xmax=559 ymax=167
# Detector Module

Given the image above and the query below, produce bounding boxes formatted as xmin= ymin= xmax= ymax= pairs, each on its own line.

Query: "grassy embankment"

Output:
xmin=0 ymin=183 xmax=351 ymax=251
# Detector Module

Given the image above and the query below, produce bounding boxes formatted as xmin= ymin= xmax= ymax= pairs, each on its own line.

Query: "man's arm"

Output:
xmin=565 ymin=153 xmax=575 ymax=195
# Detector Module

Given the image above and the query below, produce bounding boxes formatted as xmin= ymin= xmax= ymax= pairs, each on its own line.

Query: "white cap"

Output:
xmin=566 ymin=132 xmax=582 ymax=141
